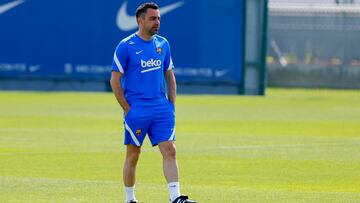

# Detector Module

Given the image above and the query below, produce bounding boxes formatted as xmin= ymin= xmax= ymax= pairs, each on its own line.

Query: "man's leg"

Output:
xmin=158 ymin=141 xmax=180 ymax=201
xmin=123 ymin=144 xmax=141 ymax=202
xmin=158 ymin=141 xmax=197 ymax=203
xmin=158 ymin=141 xmax=178 ymax=182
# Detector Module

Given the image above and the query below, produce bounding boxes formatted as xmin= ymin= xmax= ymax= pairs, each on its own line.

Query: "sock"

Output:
xmin=125 ymin=186 xmax=136 ymax=202
xmin=168 ymin=182 xmax=181 ymax=201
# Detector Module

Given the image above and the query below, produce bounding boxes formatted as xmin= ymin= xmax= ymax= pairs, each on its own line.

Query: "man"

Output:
xmin=110 ymin=2 xmax=197 ymax=203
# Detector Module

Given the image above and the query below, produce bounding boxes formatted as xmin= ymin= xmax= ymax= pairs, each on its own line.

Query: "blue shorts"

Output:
xmin=123 ymin=101 xmax=175 ymax=146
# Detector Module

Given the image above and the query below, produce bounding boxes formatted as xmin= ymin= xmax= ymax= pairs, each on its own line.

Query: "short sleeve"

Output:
xmin=112 ymin=41 xmax=128 ymax=73
xmin=163 ymin=41 xmax=174 ymax=72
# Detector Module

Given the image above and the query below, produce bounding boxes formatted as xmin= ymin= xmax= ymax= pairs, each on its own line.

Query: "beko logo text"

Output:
xmin=141 ymin=59 xmax=161 ymax=68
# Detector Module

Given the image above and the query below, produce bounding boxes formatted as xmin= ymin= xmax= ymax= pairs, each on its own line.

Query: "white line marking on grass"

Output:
xmin=181 ymin=142 xmax=360 ymax=151
xmin=1 ymin=142 xmax=359 ymax=155
xmin=0 ymin=127 xmax=116 ymax=133
xmin=0 ymin=176 xmax=121 ymax=185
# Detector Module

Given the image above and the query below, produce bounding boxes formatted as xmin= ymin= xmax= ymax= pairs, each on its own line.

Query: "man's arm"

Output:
xmin=165 ymin=69 xmax=177 ymax=105
xmin=110 ymin=71 xmax=130 ymax=113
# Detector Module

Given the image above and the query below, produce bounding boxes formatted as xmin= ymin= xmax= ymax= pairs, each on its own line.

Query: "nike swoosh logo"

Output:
xmin=136 ymin=50 xmax=143 ymax=54
xmin=0 ymin=0 xmax=25 ymax=15
xmin=28 ymin=65 xmax=41 ymax=72
xmin=116 ymin=1 xmax=185 ymax=31
xmin=214 ymin=69 xmax=228 ymax=78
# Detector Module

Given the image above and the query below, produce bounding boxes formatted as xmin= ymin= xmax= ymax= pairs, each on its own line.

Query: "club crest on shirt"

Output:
xmin=136 ymin=129 xmax=142 ymax=136
xmin=156 ymin=47 xmax=162 ymax=55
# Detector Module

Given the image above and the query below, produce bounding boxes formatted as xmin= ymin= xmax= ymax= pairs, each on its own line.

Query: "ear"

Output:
xmin=136 ymin=16 xmax=142 ymax=25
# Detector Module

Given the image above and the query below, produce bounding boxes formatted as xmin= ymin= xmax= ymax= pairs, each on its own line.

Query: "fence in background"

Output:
xmin=267 ymin=2 xmax=360 ymax=89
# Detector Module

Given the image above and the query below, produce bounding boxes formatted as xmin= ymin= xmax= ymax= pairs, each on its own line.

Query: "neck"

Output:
xmin=137 ymin=30 xmax=153 ymax=41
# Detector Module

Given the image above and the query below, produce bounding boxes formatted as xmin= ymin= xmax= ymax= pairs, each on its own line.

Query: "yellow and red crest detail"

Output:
xmin=156 ymin=47 xmax=162 ymax=55
xmin=136 ymin=129 xmax=142 ymax=136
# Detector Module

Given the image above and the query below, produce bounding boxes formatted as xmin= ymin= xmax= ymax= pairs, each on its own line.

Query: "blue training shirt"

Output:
xmin=112 ymin=33 xmax=174 ymax=106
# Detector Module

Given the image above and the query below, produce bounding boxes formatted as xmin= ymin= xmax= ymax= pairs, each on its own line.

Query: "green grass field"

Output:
xmin=0 ymin=88 xmax=360 ymax=202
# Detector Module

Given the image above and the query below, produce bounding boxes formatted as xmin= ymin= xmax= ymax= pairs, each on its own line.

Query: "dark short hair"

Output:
xmin=135 ymin=2 xmax=159 ymax=18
